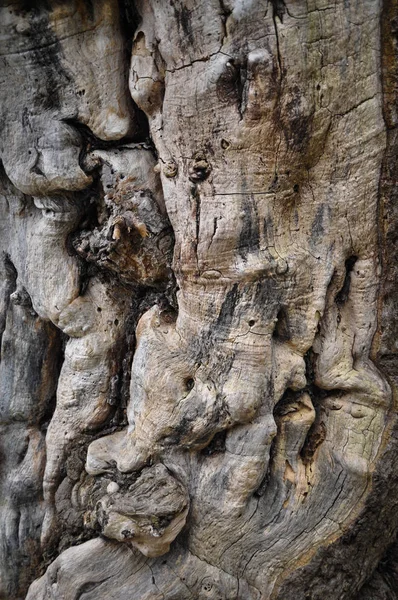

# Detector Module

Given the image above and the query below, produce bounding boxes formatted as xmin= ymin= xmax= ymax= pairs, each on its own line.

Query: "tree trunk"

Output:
xmin=1 ymin=1 xmax=398 ymax=599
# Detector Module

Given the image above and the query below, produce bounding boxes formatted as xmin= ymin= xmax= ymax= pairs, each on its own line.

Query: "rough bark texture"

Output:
xmin=1 ymin=0 xmax=398 ymax=599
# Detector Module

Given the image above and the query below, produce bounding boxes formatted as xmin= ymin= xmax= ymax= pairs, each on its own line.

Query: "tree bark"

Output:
xmin=1 ymin=1 xmax=398 ymax=599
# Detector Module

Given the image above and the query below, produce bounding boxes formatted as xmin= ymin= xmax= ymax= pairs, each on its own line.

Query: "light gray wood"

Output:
xmin=0 ymin=1 xmax=398 ymax=599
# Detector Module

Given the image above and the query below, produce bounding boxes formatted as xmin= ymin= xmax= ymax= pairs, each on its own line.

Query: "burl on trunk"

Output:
xmin=1 ymin=1 xmax=398 ymax=600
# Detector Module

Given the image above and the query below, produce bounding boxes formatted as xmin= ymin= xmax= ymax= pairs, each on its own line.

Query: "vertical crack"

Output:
xmin=270 ymin=0 xmax=284 ymax=85
xmin=0 ymin=254 xmax=17 ymax=360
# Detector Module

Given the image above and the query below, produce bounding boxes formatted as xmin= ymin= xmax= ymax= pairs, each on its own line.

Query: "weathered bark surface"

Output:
xmin=1 ymin=1 xmax=398 ymax=599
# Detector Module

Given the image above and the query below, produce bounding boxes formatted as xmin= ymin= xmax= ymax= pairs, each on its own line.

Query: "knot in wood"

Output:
xmin=163 ymin=160 xmax=178 ymax=178
xmin=188 ymin=154 xmax=211 ymax=182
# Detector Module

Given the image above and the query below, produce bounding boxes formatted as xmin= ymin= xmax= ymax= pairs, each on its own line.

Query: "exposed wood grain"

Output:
xmin=0 ymin=1 xmax=397 ymax=599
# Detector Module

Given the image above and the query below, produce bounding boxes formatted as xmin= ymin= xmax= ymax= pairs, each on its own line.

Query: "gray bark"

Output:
xmin=0 ymin=0 xmax=398 ymax=599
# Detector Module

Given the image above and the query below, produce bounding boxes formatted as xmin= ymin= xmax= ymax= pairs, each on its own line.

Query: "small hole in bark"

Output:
xmin=273 ymin=307 xmax=290 ymax=341
xmin=97 ymin=307 xmax=102 ymax=312
xmin=185 ymin=378 xmax=194 ymax=391
xmin=335 ymin=255 xmax=358 ymax=306
xmin=293 ymin=184 xmax=299 ymax=193
xmin=221 ymin=138 xmax=230 ymax=149
xmin=114 ymin=319 xmax=119 ymax=326
xmin=31 ymin=164 xmax=45 ymax=177
xmin=249 ymin=319 xmax=256 ymax=327
xmin=317 ymin=83 xmax=321 ymax=90
xmin=201 ymin=430 xmax=227 ymax=456
xmin=300 ymin=419 xmax=327 ymax=465
xmin=121 ymin=529 xmax=131 ymax=539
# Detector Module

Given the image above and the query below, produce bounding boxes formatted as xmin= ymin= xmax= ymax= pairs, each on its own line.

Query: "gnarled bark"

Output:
xmin=1 ymin=1 xmax=398 ymax=599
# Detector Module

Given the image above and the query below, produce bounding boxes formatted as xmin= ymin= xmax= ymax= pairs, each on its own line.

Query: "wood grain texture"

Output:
xmin=0 ymin=1 xmax=397 ymax=599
